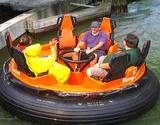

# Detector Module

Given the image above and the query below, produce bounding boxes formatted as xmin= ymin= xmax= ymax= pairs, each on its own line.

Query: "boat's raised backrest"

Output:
xmin=12 ymin=47 xmax=35 ymax=76
xmin=5 ymin=32 xmax=34 ymax=76
xmin=100 ymin=17 xmax=116 ymax=51
xmin=57 ymin=15 xmax=77 ymax=49
xmin=137 ymin=40 xmax=151 ymax=66
xmin=104 ymin=52 xmax=130 ymax=81
xmin=107 ymin=41 xmax=119 ymax=55
xmin=141 ymin=40 xmax=151 ymax=60
xmin=5 ymin=32 xmax=14 ymax=57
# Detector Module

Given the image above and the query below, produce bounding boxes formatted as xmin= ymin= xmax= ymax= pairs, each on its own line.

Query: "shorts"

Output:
xmin=87 ymin=63 xmax=108 ymax=78
xmin=95 ymin=50 xmax=106 ymax=57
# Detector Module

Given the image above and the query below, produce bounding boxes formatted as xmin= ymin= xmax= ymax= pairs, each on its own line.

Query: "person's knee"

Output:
xmin=87 ymin=67 xmax=92 ymax=76
xmin=98 ymin=56 xmax=106 ymax=63
xmin=49 ymin=63 xmax=70 ymax=83
xmin=87 ymin=66 xmax=108 ymax=78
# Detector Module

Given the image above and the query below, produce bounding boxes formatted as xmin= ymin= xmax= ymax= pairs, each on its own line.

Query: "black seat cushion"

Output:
xmin=5 ymin=32 xmax=13 ymax=57
xmin=137 ymin=40 xmax=151 ymax=66
xmin=12 ymin=47 xmax=35 ymax=77
xmin=104 ymin=52 xmax=130 ymax=81
xmin=142 ymin=40 xmax=151 ymax=59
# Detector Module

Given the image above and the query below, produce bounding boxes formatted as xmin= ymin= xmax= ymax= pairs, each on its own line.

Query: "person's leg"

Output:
xmin=49 ymin=62 xmax=70 ymax=84
xmin=89 ymin=53 xmax=98 ymax=66
xmin=90 ymin=50 xmax=106 ymax=66
xmin=63 ymin=52 xmax=74 ymax=57
xmin=63 ymin=52 xmax=79 ymax=60
xmin=87 ymin=65 xmax=108 ymax=79
xmin=98 ymin=55 xmax=106 ymax=64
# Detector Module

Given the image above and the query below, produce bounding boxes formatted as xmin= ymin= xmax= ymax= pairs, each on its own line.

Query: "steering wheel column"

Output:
xmin=59 ymin=49 xmax=95 ymax=72
xmin=59 ymin=49 xmax=95 ymax=84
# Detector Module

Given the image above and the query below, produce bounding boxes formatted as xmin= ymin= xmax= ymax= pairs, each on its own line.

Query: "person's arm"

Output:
xmin=99 ymin=63 xmax=110 ymax=69
xmin=74 ymin=31 xmax=89 ymax=52
xmin=49 ymin=39 xmax=58 ymax=59
xmin=86 ymin=32 xmax=107 ymax=54
xmin=74 ymin=41 xmax=85 ymax=52
xmin=86 ymin=42 xmax=104 ymax=54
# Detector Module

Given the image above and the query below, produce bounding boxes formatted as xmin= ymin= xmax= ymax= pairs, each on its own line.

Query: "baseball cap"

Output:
xmin=90 ymin=21 xmax=101 ymax=28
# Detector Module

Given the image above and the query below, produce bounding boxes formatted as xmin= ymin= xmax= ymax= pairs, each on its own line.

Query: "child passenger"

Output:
xmin=17 ymin=34 xmax=32 ymax=51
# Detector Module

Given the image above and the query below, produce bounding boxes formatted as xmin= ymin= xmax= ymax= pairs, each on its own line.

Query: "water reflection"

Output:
xmin=113 ymin=0 xmax=160 ymax=77
xmin=128 ymin=2 xmax=138 ymax=13
xmin=111 ymin=1 xmax=160 ymax=125
xmin=35 ymin=1 xmax=67 ymax=19
xmin=33 ymin=0 xmax=98 ymax=20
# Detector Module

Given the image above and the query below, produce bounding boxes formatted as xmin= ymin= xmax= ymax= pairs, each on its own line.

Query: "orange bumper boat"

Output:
xmin=0 ymin=15 xmax=159 ymax=125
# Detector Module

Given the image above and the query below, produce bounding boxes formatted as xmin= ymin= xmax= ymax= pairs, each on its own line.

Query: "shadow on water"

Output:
xmin=0 ymin=0 xmax=160 ymax=124
xmin=0 ymin=5 xmax=26 ymax=24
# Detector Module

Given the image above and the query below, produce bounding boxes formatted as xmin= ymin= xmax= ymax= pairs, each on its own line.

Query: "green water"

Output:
xmin=0 ymin=0 xmax=160 ymax=124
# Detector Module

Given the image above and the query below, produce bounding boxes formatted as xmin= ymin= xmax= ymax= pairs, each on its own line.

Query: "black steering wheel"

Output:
xmin=59 ymin=49 xmax=95 ymax=72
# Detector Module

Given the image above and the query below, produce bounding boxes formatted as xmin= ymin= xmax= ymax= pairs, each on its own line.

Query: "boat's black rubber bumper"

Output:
xmin=0 ymin=61 xmax=159 ymax=125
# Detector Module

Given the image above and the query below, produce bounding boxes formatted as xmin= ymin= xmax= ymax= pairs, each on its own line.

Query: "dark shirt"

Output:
xmin=103 ymin=48 xmax=141 ymax=67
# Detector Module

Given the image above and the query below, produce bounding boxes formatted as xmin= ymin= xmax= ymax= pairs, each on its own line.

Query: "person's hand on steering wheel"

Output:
xmin=59 ymin=49 xmax=95 ymax=72
xmin=74 ymin=47 xmax=80 ymax=53
xmin=85 ymin=47 xmax=92 ymax=54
